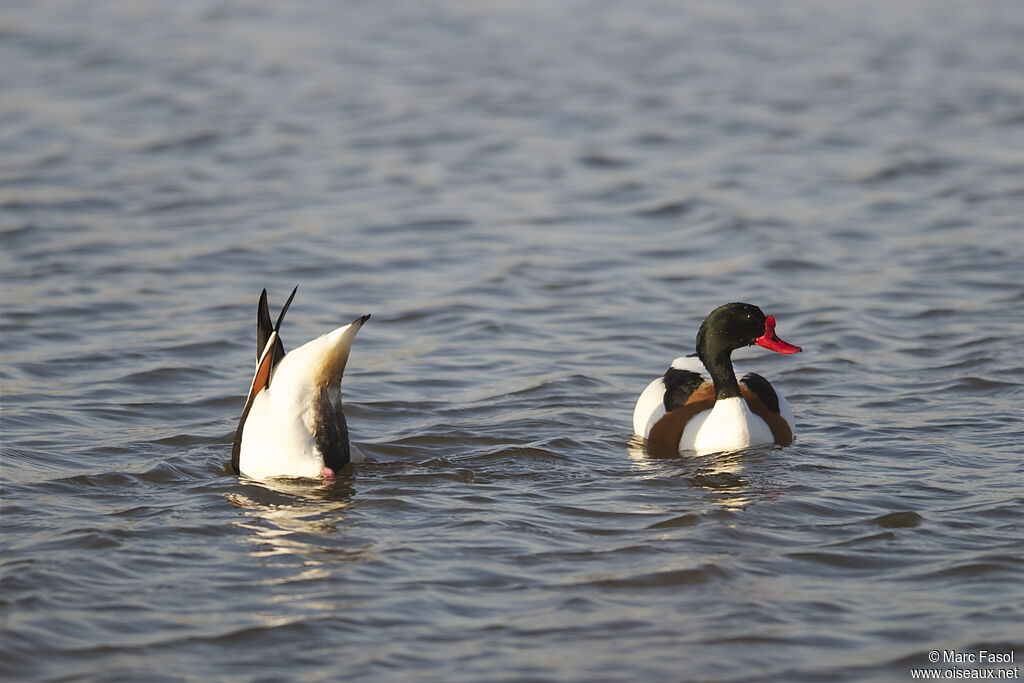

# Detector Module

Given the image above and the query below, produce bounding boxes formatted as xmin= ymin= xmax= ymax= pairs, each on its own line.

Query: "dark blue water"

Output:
xmin=2 ymin=0 xmax=1023 ymax=680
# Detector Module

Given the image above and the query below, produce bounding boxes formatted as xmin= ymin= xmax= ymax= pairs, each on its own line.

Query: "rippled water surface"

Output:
xmin=3 ymin=0 xmax=1023 ymax=680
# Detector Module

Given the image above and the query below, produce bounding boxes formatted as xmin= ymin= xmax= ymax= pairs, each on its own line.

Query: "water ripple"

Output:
xmin=3 ymin=0 xmax=1024 ymax=680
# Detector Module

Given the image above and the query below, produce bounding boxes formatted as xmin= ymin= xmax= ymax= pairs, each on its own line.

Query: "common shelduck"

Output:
xmin=231 ymin=287 xmax=370 ymax=480
xmin=633 ymin=302 xmax=801 ymax=454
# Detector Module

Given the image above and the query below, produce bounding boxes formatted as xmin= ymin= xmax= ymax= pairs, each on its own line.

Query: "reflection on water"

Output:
xmin=627 ymin=437 xmax=751 ymax=509
xmin=227 ymin=479 xmax=363 ymax=563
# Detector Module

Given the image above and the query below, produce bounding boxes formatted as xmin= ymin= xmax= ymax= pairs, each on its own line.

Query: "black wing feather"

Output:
xmin=313 ymin=387 xmax=351 ymax=472
xmin=231 ymin=392 xmax=256 ymax=474
xmin=256 ymin=289 xmax=274 ymax=362
xmin=663 ymin=367 xmax=705 ymax=411
xmin=256 ymin=286 xmax=297 ymax=367
xmin=740 ymin=372 xmax=781 ymax=414
xmin=270 ymin=285 xmax=297 ymax=367
xmin=232 ymin=286 xmax=299 ymax=474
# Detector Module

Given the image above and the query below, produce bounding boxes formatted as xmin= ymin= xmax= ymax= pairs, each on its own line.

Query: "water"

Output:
xmin=2 ymin=0 xmax=1023 ymax=680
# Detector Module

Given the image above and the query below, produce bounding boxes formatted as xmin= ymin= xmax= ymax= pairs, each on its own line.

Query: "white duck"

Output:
xmin=633 ymin=302 xmax=801 ymax=454
xmin=231 ymin=287 xmax=369 ymax=480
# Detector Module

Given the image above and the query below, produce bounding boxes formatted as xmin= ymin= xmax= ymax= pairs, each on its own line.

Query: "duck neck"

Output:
xmin=699 ymin=348 xmax=742 ymax=401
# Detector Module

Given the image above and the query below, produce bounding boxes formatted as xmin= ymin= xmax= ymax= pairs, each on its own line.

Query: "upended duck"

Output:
xmin=231 ymin=287 xmax=369 ymax=480
xmin=633 ymin=302 xmax=801 ymax=454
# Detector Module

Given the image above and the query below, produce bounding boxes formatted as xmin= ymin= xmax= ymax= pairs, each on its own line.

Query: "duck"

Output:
xmin=231 ymin=286 xmax=370 ymax=480
xmin=633 ymin=302 xmax=801 ymax=454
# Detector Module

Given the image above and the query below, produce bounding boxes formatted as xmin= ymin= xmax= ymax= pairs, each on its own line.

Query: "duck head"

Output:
xmin=696 ymin=302 xmax=801 ymax=367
